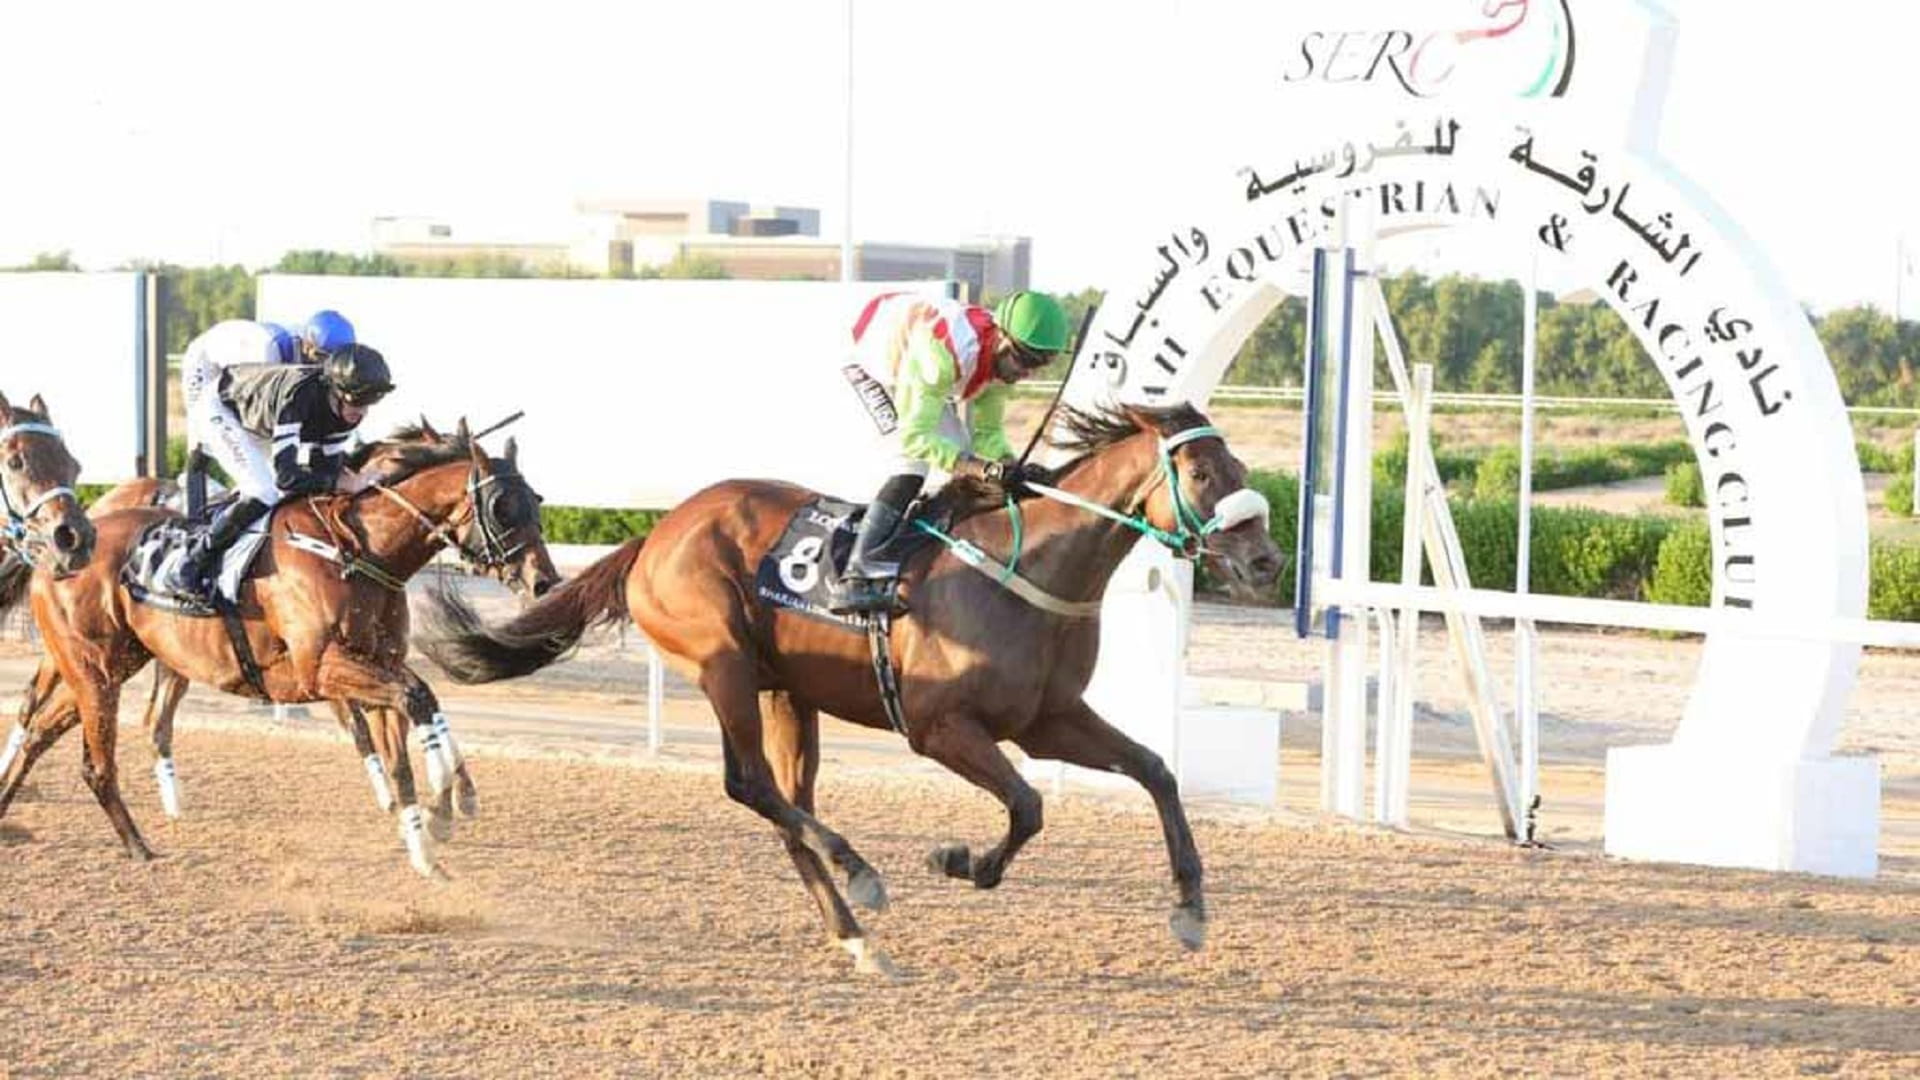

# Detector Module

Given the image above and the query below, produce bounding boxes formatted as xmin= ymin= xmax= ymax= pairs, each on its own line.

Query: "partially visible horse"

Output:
xmin=418 ymin=402 xmax=1282 ymax=974
xmin=0 ymin=391 xmax=95 ymax=782
xmin=0 ymin=420 xmax=558 ymax=878
xmin=0 ymin=391 xmax=93 ymax=579
xmin=1 ymin=420 xmax=526 ymax=831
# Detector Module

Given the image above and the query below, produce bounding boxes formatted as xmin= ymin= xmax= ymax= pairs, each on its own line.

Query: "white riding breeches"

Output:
xmin=182 ymin=349 xmax=281 ymax=506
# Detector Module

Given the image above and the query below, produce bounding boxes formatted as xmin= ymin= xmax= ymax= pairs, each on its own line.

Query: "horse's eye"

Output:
xmin=5 ymin=455 xmax=20 ymax=471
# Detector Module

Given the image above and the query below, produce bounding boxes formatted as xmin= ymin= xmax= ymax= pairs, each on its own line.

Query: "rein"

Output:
xmin=297 ymin=463 xmax=515 ymax=591
xmin=911 ymin=425 xmax=1271 ymax=617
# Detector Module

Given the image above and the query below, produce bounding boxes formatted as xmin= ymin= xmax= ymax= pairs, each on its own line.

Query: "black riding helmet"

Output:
xmin=323 ymin=344 xmax=395 ymax=405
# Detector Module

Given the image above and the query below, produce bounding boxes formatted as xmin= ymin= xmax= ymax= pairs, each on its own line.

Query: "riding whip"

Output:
xmin=1016 ymin=301 xmax=1100 ymax=468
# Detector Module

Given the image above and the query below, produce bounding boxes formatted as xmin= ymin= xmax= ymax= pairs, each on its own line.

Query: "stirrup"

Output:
xmin=828 ymin=575 xmax=903 ymax=616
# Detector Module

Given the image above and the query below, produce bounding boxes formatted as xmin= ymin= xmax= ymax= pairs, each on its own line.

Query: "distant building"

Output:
xmin=372 ymin=198 xmax=1030 ymax=300
xmin=369 ymin=217 xmax=574 ymax=272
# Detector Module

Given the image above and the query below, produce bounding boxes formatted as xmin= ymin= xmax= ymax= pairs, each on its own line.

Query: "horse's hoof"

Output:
xmin=846 ymin=866 xmax=890 ymax=913
xmin=126 ymin=843 xmax=156 ymax=863
xmin=455 ymin=784 xmax=480 ymax=820
xmin=426 ymin=808 xmax=455 ymax=843
xmin=926 ymin=842 xmax=971 ymax=880
xmin=1169 ymin=904 xmax=1207 ymax=952
xmin=839 ymin=936 xmax=901 ymax=979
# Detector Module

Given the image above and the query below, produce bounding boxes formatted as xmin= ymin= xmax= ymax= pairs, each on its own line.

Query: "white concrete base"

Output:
xmin=1022 ymin=705 xmax=1279 ymax=807
xmin=1604 ymin=743 xmax=1880 ymax=879
xmin=1173 ymin=705 xmax=1279 ymax=805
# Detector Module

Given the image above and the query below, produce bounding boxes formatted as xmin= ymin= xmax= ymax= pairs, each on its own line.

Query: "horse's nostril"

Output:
xmin=533 ymin=577 xmax=556 ymax=598
xmin=52 ymin=524 xmax=79 ymax=552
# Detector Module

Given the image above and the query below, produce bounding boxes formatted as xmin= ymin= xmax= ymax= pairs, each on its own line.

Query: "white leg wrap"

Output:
xmin=363 ymin=754 xmax=394 ymax=812
xmin=399 ymin=805 xmax=436 ymax=877
xmin=154 ymin=757 xmax=182 ymax=818
xmin=418 ymin=724 xmax=453 ymax=798
xmin=430 ymin=713 xmax=464 ymax=771
xmin=0 ymin=724 xmax=25 ymax=778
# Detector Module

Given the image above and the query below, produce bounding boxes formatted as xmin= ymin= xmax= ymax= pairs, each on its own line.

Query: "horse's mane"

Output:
xmin=1048 ymin=402 xmax=1207 ymax=458
xmin=345 ymin=421 xmax=479 ymax=481
xmin=931 ymin=402 xmax=1208 ymax=527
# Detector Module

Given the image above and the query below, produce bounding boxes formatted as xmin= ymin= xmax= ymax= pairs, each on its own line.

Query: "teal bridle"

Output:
xmin=1023 ymin=424 xmax=1271 ymax=558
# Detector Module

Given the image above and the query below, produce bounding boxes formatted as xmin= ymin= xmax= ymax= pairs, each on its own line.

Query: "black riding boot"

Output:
xmin=173 ymin=496 xmax=271 ymax=598
xmin=827 ymin=474 xmax=924 ymax=615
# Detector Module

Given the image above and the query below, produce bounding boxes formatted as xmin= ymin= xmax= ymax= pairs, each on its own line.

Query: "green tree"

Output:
xmin=636 ymin=252 xmax=730 ymax=280
xmin=5 ymin=251 xmax=80 ymax=271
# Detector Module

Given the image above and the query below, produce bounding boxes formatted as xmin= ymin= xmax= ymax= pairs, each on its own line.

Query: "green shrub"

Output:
xmin=539 ymin=506 xmax=663 ymax=545
xmin=1856 ymin=441 xmax=1903 ymax=473
xmin=1645 ymin=520 xmax=1712 ymax=607
xmin=1473 ymin=447 xmax=1522 ymax=501
xmin=1664 ymin=460 xmax=1704 ymax=508
xmin=1528 ymin=506 xmax=1671 ymax=599
xmin=1868 ymin=540 xmax=1920 ymax=622
xmin=1245 ymin=468 xmax=1299 ymax=602
xmin=1373 ymin=434 xmax=1482 ymax=493
xmin=1888 ymin=473 xmax=1914 ymax=517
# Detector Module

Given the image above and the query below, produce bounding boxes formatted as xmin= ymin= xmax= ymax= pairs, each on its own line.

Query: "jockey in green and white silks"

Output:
xmin=828 ymin=290 xmax=1069 ymax=615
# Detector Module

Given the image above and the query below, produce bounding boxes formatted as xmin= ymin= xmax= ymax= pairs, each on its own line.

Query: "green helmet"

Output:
xmin=992 ymin=291 xmax=1070 ymax=354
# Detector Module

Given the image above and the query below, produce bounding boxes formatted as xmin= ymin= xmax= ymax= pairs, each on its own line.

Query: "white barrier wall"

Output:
xmin=257 ymin=276 xmax=949 ymax=508
xmin=1022 ymin=541 xmax=1280 ymax=806
xmin=0 ymin=272 xmax=146 ymax=482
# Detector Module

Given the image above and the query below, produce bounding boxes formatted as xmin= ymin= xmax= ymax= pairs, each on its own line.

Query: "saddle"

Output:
xmin=121 ymin=515 xmax=270 ymax=617
xmin=122 ymin=455 xmax=254 ymax=616
xmin=753 ymin=494 xmax=948 ymax=631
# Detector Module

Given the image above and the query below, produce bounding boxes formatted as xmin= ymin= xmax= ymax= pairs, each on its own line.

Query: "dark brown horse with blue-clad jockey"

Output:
xmin=416 ymin=402 xmax=1283 ymax=975
xmin=0 ymin=419 xmax=558 ymax=879
xmin=0 ymin=420 xmax=518 ymax=835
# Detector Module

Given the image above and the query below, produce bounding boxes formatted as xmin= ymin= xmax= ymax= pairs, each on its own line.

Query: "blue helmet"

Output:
xmin=301 ymin=310 xmax=356 ymax=357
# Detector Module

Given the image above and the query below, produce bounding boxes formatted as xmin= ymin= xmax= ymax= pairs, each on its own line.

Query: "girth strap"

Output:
xmin=216 ymin=598 xmax=271 ymax=702
xmin=865 ymin=613 xmax=908 ymax=736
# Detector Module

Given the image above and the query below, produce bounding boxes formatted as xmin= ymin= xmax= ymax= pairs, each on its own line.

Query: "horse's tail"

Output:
xmin=415 ymin=536 xmax=644 ymax=684
xmin=0 ymin=553 xmax=29 ymax=618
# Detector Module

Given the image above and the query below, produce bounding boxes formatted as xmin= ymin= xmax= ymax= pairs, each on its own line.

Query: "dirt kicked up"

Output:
xmin=3 ymin=730 xmax=1918 ymax=1078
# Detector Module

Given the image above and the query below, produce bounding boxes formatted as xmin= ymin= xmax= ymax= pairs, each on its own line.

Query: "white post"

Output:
xmin=646 ymin=641 xmax=665 ymax=755
xmin=1323 ymin=242 xmax=1373 ymax=820
xmin=840 ymin=0 xmax=856 ymax=284
xmin=1372 ymin=606 xmax=1397 ymax=824
xmin=1517 ymin=257 xmax=1542 ymax=834
xmin=1370 ymin=282 xmax=1523 ymax=838
xmin=1385 ymin=363 xmax=1433 ymax=829
xmin=1911 ymin=427 xmax=1919 ymax=521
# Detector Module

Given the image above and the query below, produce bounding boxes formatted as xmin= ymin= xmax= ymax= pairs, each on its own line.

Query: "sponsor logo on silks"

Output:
xmin=843 ymin=363 xmax=899 ymax=435
xmin=1283 ymin=0 xmax=1576 ymax=100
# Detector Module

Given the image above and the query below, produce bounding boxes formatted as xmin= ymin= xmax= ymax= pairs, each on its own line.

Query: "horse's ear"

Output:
xmin=0 ymin=390 xmax=12 ymax=422
xmin=504 ymin=436 xmax=518 ymax=464
xmin=418 ymin=415 xmax=442 ymax=442
xmin=28 ymin=393 xmax=48 ymax=420
xmin=459 ymin=419 xmax=486 ymax=465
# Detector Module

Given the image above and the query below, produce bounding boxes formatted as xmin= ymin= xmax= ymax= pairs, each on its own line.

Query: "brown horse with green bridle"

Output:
xmin=0 ymin=420 xmax=558 ymax=878
xmin=417 ymin=402 xmax=1282 ymax=974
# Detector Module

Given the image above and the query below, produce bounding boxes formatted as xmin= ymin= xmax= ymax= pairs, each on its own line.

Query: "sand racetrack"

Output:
xmin=5 ymin=714 xmax=1920 ymax=1077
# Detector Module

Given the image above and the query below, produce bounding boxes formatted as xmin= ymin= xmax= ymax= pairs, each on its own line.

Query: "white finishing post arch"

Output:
xmin=1056 ymin=105 xmax=1875 ymax=875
